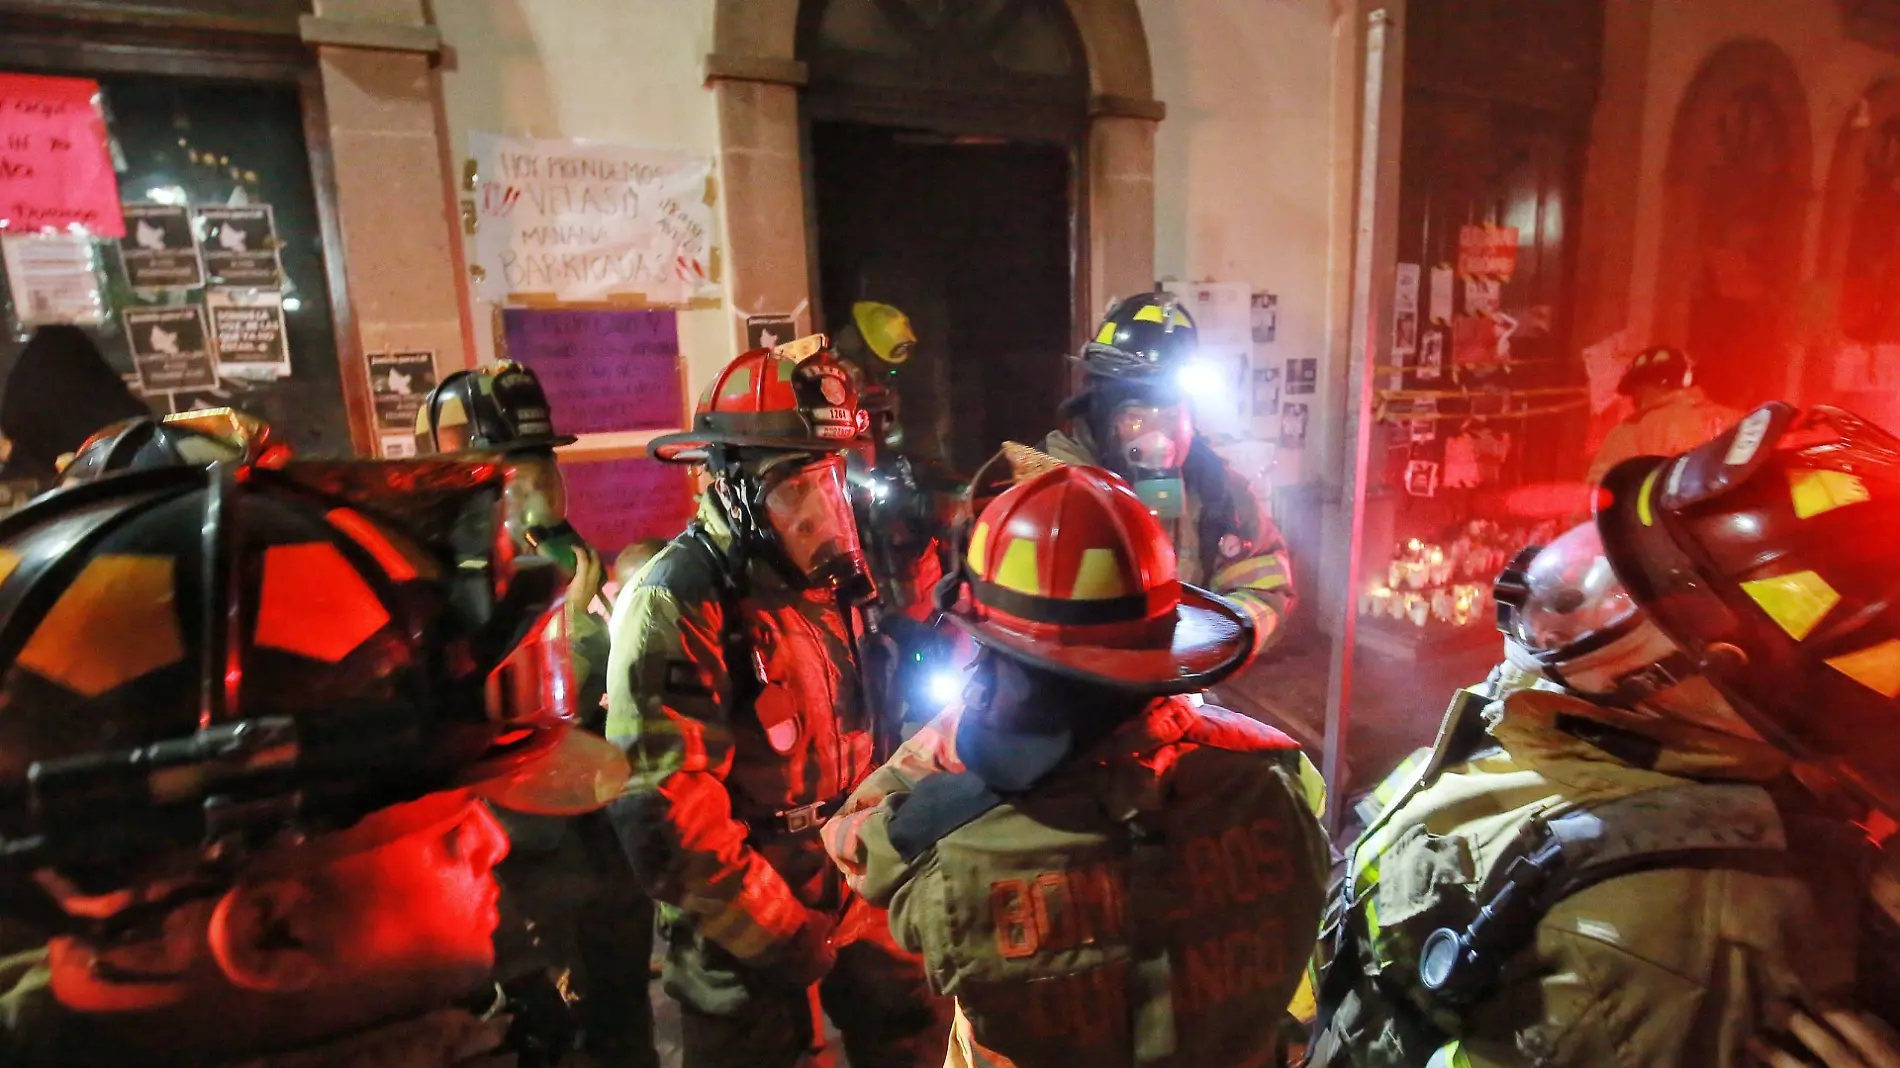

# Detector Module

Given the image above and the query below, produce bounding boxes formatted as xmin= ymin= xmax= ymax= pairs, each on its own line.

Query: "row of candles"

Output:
xmin=1359 ymin=522 xmax=1557 ymax=629
xmin=1360 ymin=580 xmax=1490 ymax=628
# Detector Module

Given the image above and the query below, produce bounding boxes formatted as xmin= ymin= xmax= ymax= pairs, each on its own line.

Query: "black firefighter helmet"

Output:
xmin=0 ymin=457 xmax=626 ymax=940
xmin=416 ymin=360 xmax=577 ymax=455
xmin=1078 ymin=292 xmax=1200 ymax=382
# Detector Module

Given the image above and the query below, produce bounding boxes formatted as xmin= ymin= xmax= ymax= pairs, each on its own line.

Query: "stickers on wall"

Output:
xmin=1418 ymin=326 xmax=1446 ymax=381
xmin=195 ymin=205 xmax=283 ymax=288
xmin=118 ymin=204 xmax=204 ymax=289
xmin=124 ymin=305 xmax=217 ymax=393
xmin=1405 ymin=459 xmax=1440 ymax=498
xmin=206 ymin=288 xmax=289 ymax=379
xmin=1429 ymin=265 xmax=1455 ymax=325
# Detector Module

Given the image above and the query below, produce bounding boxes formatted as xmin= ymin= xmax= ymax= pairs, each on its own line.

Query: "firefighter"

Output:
xmin=0 ymin=454 xmax=630 ymax=1066
xmin=1306 ymin=402 xmax=1900 ymax=1068
xmin=1045 ymin=292 xmax=1296 ymax=655
xmin=1585 ymin=344 xmax=1740 ymax=485
xmin=607 ymin=340 xmax=951 ymax=1068
xmin=416 ymin=359 xmax=657 ymax=1068
xmin=822 ymin=460 xmax=1329 ymax=1068
xmin=834 ymin=302 xmax=969 ymax=741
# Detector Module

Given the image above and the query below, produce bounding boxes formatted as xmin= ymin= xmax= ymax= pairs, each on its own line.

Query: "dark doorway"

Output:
xmin=810 ymin=122 xmax=1073 ymax=474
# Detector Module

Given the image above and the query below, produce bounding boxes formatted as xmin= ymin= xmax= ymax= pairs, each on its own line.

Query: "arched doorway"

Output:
xmin=800 ymin=0 xmax=1087 ymax=472
xmin=703 ymin=0 xmax=1161 ymax=472
xmin=1814 ymin=80 xmax=1900 ymax=422
xmin=1654 ymin=40 xmax=1811 ymax=409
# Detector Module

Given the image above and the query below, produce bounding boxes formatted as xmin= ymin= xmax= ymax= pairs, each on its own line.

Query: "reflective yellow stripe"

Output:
xmin=1636 ymin=465 xmax=1661 ymax=527
xmin=1429 ymin=1040 xmax=1474 ymax=1068
xmin=1214 ymin=555 xmax=1290 ymax=592
xmin=1296 ymin=752 xmax=1328 ymax=820
xmin=1133 ymin=303 xmax=1167 ymax=323
xmin=1741 ymin=569 xmax=1840 ymax=641
xmin=1286 ymin=969 xmax=1318 ymax=1024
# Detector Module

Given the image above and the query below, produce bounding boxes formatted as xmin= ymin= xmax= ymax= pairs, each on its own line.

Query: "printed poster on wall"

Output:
xmin=471 ymin=131 xmax=720 ymax=306
xmin=1286 ymin=357 xmax=1317 ymax=395
xmin=206 ymin=288 xmax=290 ymax=379
xmin=1251 ymin=293 xmax=1278 ymax=344
xmin=1429 ymin=265 xmax=1455 ymax=324
xmin=195 ymin=205 xmax=283 ymax=287
xmin=367 ymin=350 xmax=438 ymax=434
xmin=1 ymin=232 xmax=103 ymax=324
xmin=119 ymin=204 xmax=204 ymax=289
xmin=1280 ymin=401 xmax=1309 ymax=449
xmin=1393 ymin=263 xmax=1420 ymax=357
xmin=1457 ymin=224 xmax=1518 ymax=280
xmin=745 ymin=314 xmax=798 ymax=351
xmin=125 ymin=305 xmax=217 ymax=393
xmin=0 ymin=73 xmax=124 ymax=237
xmin=500 ymin=308 xmax=684 ymax=433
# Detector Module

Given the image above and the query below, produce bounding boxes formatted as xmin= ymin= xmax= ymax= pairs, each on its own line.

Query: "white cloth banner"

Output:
xmin=470 ymin=132 xmax=719 ymax=306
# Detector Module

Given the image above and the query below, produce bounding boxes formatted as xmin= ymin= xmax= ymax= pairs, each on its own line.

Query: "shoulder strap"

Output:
xmin=885 ymin=771 xmax=1003 ymax=863
xmin=1417 ymin=782 xmax=1790 ymax=1004
xmin=644 ymin=523 xmax=759 ymax=710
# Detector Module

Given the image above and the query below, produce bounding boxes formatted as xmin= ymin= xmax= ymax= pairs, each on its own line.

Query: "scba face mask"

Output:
xmin=1107 ymin=401 xmax=1194 ymax=518
xmin=760 ymin=454 xmax=869 ymax=592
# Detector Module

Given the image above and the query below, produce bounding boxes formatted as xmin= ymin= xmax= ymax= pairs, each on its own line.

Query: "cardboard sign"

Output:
xmin=0 ymin=74 xmax=123 ymax=237
xmin=367 ymin=350 xmax=438 ymax=434
xmin=561 ymin=456 xmax=697 ymax=561
xmin=195 ymin=205 xmax=283 ymax=287
xmin=119 ymin=204 xmax=204 ymax=289
xmin=470 ymin=132 xmax=719 ymax=306
xmin=206 ymin=289 xmax=289 ymax=379
xmin=500 ymin=308 xmax=683 ymax=434
xmin=1457 ymin=224 xmax=1518 ymax=280
xmin=125 ymin=305 xmax=217 ymax=392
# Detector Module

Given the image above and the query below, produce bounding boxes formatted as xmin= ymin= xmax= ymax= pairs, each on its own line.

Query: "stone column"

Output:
xmin=708 ymin=58 xmax=814 ymax=366
xmin=1087 ymin=112 xmax=1160 ymax=316
xmin=303 ymin=0 xmax=468 ymax=453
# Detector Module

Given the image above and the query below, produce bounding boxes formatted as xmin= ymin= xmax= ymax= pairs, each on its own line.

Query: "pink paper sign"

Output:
xmin=0 ymin=74 xmax=124 ymax=237
xmin=560 ymin=456 xmax=696 ymax=561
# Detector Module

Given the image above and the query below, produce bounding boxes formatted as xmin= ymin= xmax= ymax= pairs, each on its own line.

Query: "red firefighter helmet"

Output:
xmin=1596 ymin=402 xmax=1900 ymax=817
xmin=943 ymin=464 xmax=1253 ymax=694
xmin=651 ymin=338 xmax=867 ymax=463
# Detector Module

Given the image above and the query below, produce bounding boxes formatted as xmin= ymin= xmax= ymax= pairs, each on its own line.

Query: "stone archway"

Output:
xmin=704 ymin=0 xmax=1163 ymax=351
xmin=1653 ymin=39 xmax=1812 ymax=408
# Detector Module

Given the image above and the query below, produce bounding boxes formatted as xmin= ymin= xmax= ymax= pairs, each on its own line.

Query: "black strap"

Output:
xmin=1417 ymin=782 xmax=1792 ymax=1005
xmin=887 ymin=771 xmax=1004 ymax=863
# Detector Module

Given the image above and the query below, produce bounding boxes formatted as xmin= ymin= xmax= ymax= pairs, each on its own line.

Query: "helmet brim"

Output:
xmin=649 ymin=429 xmax=857 ymax=463
xmin=949 ymin=582 xmax=1254 ymax=696
xmin=464 ymin=726 xmax=630 ymax=816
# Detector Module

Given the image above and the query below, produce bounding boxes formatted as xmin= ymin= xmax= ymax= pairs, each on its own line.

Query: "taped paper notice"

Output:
xmin=1 ymin=232 xmax=103 ymax=324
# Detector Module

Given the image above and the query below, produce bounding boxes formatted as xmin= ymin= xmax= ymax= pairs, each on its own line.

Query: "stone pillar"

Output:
xmin=1571 ymin=0 xmax=1655 ymax=348
xmin=304 ymin=0 xmax=468 ymax=453
xmin=1087 ymin=113 xmax=1159 ymax=316
xmin=709 ymin=67 xmax=813 ymax=365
